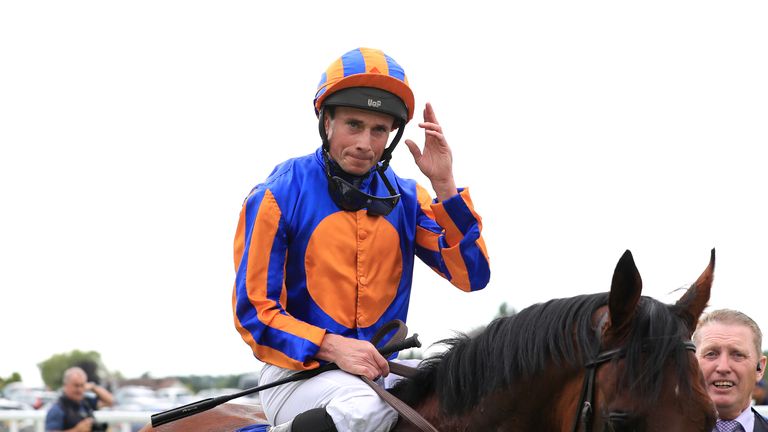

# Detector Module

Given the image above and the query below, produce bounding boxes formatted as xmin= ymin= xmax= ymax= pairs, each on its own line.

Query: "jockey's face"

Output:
xmin=324 ymin=106 xmax=395 ymax=176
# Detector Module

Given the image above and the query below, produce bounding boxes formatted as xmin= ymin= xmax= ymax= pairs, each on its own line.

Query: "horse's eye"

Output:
xmin=607 ymin=411 xmax=640 ymax=431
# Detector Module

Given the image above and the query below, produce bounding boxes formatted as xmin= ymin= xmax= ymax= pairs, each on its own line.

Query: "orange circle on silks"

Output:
xmin=305 ymin=211 xmax=403 ymax=329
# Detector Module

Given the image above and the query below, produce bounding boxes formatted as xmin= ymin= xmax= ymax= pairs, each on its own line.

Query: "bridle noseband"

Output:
xmin=569 ymin=316 xmax=697 ymax=432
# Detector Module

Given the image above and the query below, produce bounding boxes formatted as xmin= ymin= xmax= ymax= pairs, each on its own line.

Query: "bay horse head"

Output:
xmin=390 ymin=249 xmax=717 ymax=431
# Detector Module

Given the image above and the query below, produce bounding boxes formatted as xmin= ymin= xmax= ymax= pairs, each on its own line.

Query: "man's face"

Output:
xmin=62 ymin=371 xmax=87 ymax=402
xmin=695 ymin=322 xmax=766 ymax=419
xmin=325 ymin=106 xmax=395 ymax=176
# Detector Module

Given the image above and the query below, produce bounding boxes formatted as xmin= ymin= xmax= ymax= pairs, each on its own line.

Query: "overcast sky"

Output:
xmin=2 ymin=2 xmax=767 ymax=388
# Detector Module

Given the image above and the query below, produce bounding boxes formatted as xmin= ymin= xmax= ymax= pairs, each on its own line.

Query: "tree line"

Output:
xmin=1 ymin=349 xmax=247 ymax=393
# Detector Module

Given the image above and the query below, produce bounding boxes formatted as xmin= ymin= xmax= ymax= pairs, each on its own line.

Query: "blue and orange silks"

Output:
xmin=232 ymin=148 xmax=490 ymax=371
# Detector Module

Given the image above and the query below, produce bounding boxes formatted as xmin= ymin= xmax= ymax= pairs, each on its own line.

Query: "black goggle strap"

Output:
xmin=322 ymin=148 xmax=399 ymax=203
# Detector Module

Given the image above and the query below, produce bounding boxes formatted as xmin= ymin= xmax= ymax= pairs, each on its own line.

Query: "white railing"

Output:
xmin=757 ymin=404 xmax=768 ymax=416
xmin=0 ymin=410 xmax=150 ymax=432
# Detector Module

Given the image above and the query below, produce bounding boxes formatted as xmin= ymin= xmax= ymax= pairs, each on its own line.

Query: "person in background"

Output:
xmin=693 ymin=309 xmax=768 ymax=432
xmin=232 ymin=47 xmax=490 ymax=432
xmin=45 ymin=366 xmax=114 ymax=432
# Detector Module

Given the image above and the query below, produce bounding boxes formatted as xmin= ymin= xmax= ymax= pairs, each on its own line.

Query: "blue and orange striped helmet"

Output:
xmin=314 ymin=48 xmax=415 ymax=125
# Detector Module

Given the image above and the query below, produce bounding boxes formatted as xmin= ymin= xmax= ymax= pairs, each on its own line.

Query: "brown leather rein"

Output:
xmin=368 ymin=320 xmax=439 ymax=432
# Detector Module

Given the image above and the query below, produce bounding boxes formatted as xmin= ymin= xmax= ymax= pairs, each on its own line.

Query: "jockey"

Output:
xmin=232 ymin=47 xmax=491 ymax=432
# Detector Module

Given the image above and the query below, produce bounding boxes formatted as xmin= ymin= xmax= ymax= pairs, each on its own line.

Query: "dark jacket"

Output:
xmin=754 ymin=407 xmax=768 ymax=432
xmin=44 ymin=395 xmax=98 ymax=431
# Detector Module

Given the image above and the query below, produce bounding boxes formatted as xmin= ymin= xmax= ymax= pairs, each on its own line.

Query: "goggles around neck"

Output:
xmin=322 ymin=151 xmax=401 ymax=216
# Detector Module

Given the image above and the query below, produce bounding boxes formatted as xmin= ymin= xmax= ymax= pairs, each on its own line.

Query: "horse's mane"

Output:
xmin=391 ymin=292 xmax=695 ymax=414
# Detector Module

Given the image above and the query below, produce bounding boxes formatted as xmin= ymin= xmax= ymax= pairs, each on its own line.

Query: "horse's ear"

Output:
xmin=675 ymin=248 xmax=715 ymax=331
xmin=608 ymin=250 xmax=643 ymax=335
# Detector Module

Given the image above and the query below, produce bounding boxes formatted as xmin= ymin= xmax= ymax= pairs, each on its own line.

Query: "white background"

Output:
xmin=1 ymin=1 xmax=766 ymax=387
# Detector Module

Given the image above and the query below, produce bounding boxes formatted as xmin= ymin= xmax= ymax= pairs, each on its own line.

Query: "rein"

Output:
xmin=367 ymin=321 xmax=439 ymax=432
xmin=569 ymin=316 xmax=697 ymax=432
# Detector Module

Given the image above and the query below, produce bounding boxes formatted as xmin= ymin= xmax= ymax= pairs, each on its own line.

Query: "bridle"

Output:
xmin=569 ymin=314 xmax=697 ymax=432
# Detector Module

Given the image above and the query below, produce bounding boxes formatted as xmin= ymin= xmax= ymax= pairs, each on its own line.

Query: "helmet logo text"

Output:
xmin=368 ymin=99 xmax=382 ymax=108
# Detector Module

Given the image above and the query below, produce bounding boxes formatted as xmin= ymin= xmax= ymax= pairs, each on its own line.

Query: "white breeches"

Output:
xmin=259 ymin=364 xmax=403 ymax=432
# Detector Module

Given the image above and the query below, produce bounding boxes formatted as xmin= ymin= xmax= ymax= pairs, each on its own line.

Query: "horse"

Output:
xmin=139 ymin=402 xmax=268 ymax=432
xmin=388 ymin=249 xmax=717 ymax=431
xmin=140 ymin=249 xmax=717 ymax=432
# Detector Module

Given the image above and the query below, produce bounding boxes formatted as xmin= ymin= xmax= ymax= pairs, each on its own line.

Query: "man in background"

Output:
xmin=694 ymin=309 xmax=768 ymax=432
xmin=45 ymin=366 xmax=114 ymax=432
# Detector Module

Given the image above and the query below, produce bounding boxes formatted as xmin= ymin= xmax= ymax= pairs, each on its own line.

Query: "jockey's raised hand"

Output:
xmin=316 ymin=333 xmax=390 ymax=380
xmin=404 ymin=102 xmax=458 ymax=201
